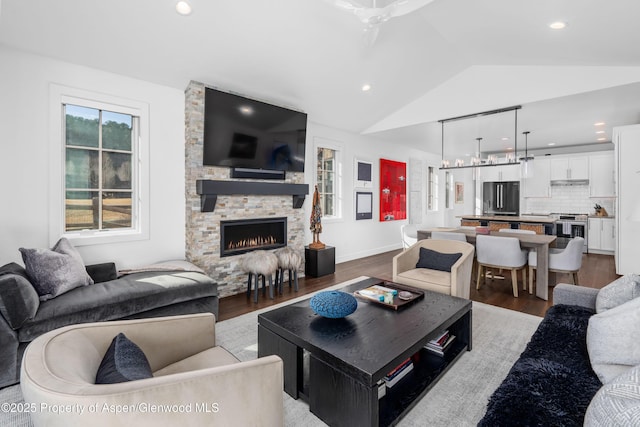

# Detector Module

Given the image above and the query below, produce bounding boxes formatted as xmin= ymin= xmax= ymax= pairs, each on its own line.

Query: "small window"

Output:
xmin=316 ymin=147 xmax=337 ymax=218
xmin=64 ymin=105 xmax=137 ymax=231
xmin=445 ymin=171 xmax=453 ymax=209
xmin=428 ymin=166 xmax=438 ymax=211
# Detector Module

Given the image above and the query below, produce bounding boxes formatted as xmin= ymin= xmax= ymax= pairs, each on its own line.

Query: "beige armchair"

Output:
xmin=393 ymin=239 xmax=475 ymax=299
xmin=20 ymin=313 xmax=283 ymax=427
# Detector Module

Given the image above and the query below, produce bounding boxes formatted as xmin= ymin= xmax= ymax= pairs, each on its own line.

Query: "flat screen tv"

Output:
xmin=203 ymin=87 xmax=307 ymax=173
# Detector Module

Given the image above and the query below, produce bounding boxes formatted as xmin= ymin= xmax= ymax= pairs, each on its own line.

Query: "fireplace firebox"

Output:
xmin=220 ymin=217 xmax=287 ymax=257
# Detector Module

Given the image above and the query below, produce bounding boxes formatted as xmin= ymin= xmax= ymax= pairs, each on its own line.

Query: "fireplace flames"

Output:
xmin=227 ymin=235 xmax=277 ymax=251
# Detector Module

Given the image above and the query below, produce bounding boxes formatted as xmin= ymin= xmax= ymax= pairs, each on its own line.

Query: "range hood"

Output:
xmin=550 ymin=179 xmax=589 ymax=186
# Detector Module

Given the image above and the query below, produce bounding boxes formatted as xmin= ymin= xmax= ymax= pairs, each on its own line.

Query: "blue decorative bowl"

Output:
xmin=310 ymin=291 xmax=358 ymax=318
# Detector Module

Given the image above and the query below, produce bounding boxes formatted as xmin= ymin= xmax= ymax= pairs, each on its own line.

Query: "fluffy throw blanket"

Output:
xmin=118 ymin=260 xmax=205 ymax=276
xmin=478 ymin=304 xmax=602 ymax=426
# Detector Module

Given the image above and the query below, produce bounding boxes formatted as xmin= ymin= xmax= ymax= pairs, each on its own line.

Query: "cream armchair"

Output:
xmin=393 ymin=239 xmax=475 ymax=299
xmin=20 ymin=313 xmax=283 ymax=427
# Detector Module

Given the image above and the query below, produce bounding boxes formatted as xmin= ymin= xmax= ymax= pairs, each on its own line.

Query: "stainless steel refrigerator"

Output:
xmin=482 ymin=181 xmax=520 ymax=216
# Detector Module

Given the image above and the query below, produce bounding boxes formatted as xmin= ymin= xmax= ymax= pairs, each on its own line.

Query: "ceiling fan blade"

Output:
xmin=384 ymin=0 xmax=436 ymax=18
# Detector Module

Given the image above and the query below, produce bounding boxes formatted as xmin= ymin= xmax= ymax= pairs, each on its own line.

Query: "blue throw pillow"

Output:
xmin=416 ymin=247 xmax=462 ymax=272
xmin=95 ymin=333 xmax=153 ymax=384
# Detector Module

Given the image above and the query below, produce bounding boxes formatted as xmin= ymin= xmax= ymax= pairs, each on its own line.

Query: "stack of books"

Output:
xmin=384 ymin=357 xmax=414 ymax=388
xmin=425 ymin=330 xmax=456 ymax=357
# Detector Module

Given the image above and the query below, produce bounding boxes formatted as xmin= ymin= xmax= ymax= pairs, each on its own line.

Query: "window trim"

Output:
xmin=49 ymin=84 xmax=150 ymax=247
xmin=313 ymin=137 xmax=343 ymax=222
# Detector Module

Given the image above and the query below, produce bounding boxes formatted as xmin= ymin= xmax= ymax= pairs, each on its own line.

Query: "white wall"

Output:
xmin=0 ymin=46 xmax=185 ymax=268
xmin=304 ymin=122 xmax=471 ymax=264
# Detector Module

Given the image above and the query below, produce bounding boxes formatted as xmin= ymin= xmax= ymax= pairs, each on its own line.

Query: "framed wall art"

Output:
xmin=455 ymin=182 xmax=464 ymax=204
xmin=355 ymin=159 xmax=373 ymax=188
xmin=355 ymin=191 xmax=373 ymax=220
xmin=379 ymin=158 xmax=407 ymax=221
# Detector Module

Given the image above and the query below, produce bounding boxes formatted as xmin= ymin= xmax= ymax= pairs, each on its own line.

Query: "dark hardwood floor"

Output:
xmin=218 ymin=250 xmax=619 ymax=321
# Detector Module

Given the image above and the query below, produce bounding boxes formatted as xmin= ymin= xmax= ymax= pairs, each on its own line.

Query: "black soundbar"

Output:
xmin=230 ymin=168 xmax=285 ymax=180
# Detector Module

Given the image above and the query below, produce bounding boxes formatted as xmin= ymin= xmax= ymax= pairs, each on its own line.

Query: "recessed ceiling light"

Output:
xmin=238 ymin=105 xmax=254 ymax=115
xmin=596 ymin=130 xmax=605 ymax=134
xmin=548 ymin=142 xmax=556 ymax=146
xmin=501 ymin=137 xmax=509 ymax=141
xmin=362 ymin=84 xmax=371 ymax=92
xmin=506 ymin=147 xmax=513 ymax=150
xmin=549 ymin=21 xmax=567 ymax=30
xmin=594 ymin=122 xmax=606 ymax=126
xmin=176 ymin=1 xmax=192 ymax=15
xmin=597 ymin=137 xmax=607 ymax=141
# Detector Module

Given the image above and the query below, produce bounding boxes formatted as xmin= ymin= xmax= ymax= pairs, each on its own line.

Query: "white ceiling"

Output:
xmin=1 ymin=0 xmax=640 ymax=157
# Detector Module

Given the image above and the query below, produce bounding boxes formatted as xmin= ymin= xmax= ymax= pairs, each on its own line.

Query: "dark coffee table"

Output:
xmin=257 ymin=277 xmax=472 ymax=427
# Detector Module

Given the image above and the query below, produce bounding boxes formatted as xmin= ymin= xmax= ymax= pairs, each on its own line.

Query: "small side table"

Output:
xmin=305 ymin=246 xmax=335 ymax=277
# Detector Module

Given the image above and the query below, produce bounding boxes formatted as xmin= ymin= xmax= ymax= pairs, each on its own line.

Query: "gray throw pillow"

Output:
xmin=19 ymin=238 xmax=94 ymax=301
xmin=596 ymin=274 xmax=640 ymax=313
xmin=0 ymin=263 xmax=40 ymax=329
xmin=416 ymin=247 xmax=462 ymax=272
xmin=95 ymin=333 xmax=153 ymax=384
xmin=587 ymin=296 xmax=640 ymax=384
xmin=584 ymin=363 xmax=640 ymax=427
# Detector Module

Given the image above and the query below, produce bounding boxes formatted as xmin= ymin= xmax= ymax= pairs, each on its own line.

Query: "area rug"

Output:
xmin=0 ymin=276 xmax=542 ymax=427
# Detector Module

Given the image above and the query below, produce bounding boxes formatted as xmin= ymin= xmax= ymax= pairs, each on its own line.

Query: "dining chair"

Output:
xmin=498 ymin=228 xmax=535 ymax=290
xmin=476 ymin=235 xmax=528 ymax=297
xmin=401 ymin=224 xmax=418 ymax=249
xmin=528 ymin=237 xmax=584 ymax=294
xmin=431 ymin=231 xmax=467 ymax=241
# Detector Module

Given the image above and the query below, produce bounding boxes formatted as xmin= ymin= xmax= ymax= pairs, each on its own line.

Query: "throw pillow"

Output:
xmin=595 ymin=274 xmax=640 ymax=313
xmin=95 ymin=333 xmax=153 ymax=384
xmin=0 ymin=263 xmax=40 ymax=329
xmin=587 ymin=296 xmax=640 ymax=384
xmin=415 ymin=247 xmax=462 ymax=272
xmin=584 ymin=363 xmax=640 ymax=427
xmin=19 ymin=238 xmax=94 ymax=301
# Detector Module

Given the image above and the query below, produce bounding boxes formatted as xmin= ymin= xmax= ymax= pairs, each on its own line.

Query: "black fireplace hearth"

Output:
xmin=220 ymin=217 xmax=287 ymax=257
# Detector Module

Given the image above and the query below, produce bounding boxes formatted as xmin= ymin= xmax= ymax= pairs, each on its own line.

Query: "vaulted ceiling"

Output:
xmin=1 ymin=0 xmax=640 ymax=155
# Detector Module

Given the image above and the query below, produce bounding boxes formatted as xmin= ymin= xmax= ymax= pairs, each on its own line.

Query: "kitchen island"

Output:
xmin=459 ymin=215 xmax=556 ymax=234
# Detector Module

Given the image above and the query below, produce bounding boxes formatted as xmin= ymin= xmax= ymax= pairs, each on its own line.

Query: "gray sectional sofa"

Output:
xmin=0 ymin=262 xmax=218 ymax=388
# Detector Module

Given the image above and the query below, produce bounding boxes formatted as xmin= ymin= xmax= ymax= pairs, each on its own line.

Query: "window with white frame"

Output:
xmin=64 ymin=104 xmax=137 ymax=231
xmin=428 ymin=166 xmax=438 ymax=210
xmin=316 ymin=146 xmax=338 ymax=218
xmin=445 ymin=171 xmax=453 ymax=209
xmin=49 ymin=85 xmax=149 ymax=246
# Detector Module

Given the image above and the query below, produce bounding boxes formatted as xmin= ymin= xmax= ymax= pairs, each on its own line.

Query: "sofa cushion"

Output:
xmin=85 ymin=263 xmax=118 ymax=284
xmin=153 ymin=346 xmax=239 ymax=377
xmin=19 ymin=238 xmax=94 ymax=301
xmin=415 ymin=247 xmax=462 ymax=272
xmin=18 ymin=270 xmax=217 ymax=342
xmin=397 ymin=268 xmax=451 ymax=287
xmin=95 ymin=333 xmax=152 ymax=384
xmin=595 ymin=274 xmax=640 ymax=313
xmin=587 ymin=296 xmax=640 ymax=384
xmin=584 ymin=363 xmax=640 ymax=427
xmin=0 ymin=263 xmax=39 ymax=329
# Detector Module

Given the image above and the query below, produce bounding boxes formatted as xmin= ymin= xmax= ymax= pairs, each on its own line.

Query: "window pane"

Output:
xmin=103 ymin=151 xmax=132 ymax=189
xmin=322 ymin=172 xmax=334 ymax=193
xmin=102 ymin=111 xmax=132 ymax=151
xmin=323 ymin=196 xmax=333 ymax=216
xmin=102 ymin=192 xmax=132 ymax=229
xmin=66 ymin=148 xmax=99 ymax=188
xmin=65 ymin=191 xmax=99 ymax=231
xmin=65 ymin=105 xmax=99 ymax=148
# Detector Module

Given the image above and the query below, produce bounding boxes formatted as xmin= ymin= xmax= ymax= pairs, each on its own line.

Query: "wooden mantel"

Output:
xmin=196 ymin=180 xmax=309 ymax=212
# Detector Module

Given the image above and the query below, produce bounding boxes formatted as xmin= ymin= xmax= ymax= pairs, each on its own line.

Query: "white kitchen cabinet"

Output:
xmin=614 ymin=125 xmax=640 ymax=274
xmin=550 ymin=156 xmax=589 ymax=180
xmin=589 ymin=153 xmax=615 ymax=197
xmin=589 ymin=217 xmax=615 ymax=253
xmin=479 ymin=164 xmax=520 ymax=182
xmin=522 ymin=157 xmax=550 ymax=197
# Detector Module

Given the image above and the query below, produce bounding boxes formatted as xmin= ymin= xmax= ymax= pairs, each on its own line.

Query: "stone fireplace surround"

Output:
xmin=185 ymin=81 xmax=307 ymax=298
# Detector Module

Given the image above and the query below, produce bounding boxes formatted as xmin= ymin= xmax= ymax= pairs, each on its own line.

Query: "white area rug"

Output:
xmin=0 ymin=276 xmax=542 ymax=426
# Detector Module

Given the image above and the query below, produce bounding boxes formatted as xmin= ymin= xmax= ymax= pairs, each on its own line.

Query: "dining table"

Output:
xmin=417 ymin=228 xmax=557 ymax=301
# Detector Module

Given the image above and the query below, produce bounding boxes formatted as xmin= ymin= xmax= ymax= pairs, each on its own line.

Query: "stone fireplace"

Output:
xmin=184 ymin=81 xmax=307 ymax=297
xmin=220 ymin=217 xmax=287 ymax=257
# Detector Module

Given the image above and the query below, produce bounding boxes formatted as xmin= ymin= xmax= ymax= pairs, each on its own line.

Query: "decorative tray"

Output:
xmin=354 ymin=281 xmax=424 ymax=310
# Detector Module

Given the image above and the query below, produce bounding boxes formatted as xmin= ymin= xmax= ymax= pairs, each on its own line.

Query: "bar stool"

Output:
xmin=274 ymin=247 xmax=302 ymax=293
xmin=240 ymin=250 xmax=278 ymax=303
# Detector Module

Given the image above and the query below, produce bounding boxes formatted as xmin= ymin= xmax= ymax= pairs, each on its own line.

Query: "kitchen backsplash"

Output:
xmin=523 ymin=185 xmax=615 ymax=216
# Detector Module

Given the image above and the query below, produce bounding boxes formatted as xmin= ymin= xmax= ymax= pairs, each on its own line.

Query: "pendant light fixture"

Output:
xmin=519 ymin=131 xmax=534 ymax=178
